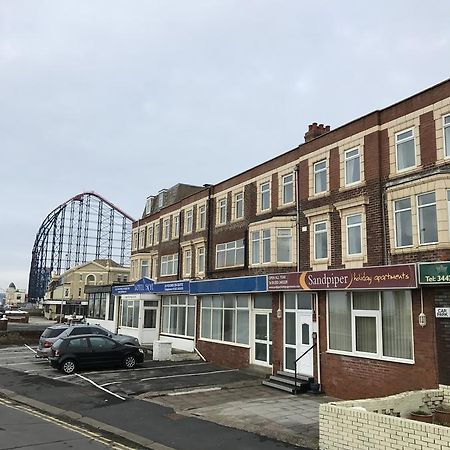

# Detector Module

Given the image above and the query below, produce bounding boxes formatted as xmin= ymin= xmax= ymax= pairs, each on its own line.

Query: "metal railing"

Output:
xmin=294 ymin=343 xmax=316 ymax=394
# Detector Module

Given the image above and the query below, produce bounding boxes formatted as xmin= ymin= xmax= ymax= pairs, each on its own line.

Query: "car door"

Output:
xmin=65 ymin=337 xmax=91 ymax=368
xmin=88 ymin=336 xmax=121 ymax=368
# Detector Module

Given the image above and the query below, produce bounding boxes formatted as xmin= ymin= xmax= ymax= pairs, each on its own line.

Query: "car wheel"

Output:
xmin=61 ymin=359 xmax=76 ymax=375
xmin=124 ymin=355 xmax=136 ymax=369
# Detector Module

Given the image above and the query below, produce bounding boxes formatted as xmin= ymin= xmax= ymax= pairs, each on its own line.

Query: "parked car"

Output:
xmin=37 ymin=324 xmax=140 ymax=358
xmin=49 ymin=335 xmax=145 ymax=374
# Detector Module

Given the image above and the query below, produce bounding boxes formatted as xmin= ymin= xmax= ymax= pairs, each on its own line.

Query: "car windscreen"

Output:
xmin=42 ymin=328 xmax=66 ymax=338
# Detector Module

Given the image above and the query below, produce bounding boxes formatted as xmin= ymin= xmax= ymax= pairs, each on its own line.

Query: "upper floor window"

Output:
xmin=184 ymin=250 xmax=192 ymax=277
xmin=154 ymin=223 xmax=160 ymax=244
xmin=218 ymin=198 xmax=227 ymax=225
xmin=139 ymin=229 xmax=146 ymax=248
xmin=216 ymin=239 xmax=244 ymax=269
xmin=395 ymin=128 xmax=416 ymax=171
xmin=162 ymin=218 xmax=170 ymax=241
xmin=161 ymin=254 xmax=178 ymax=276
xmin=276 ymin=229 xmax=292 ymax=262
xmin=314 ymin=160 xmax=327 ymax=194
xmin=198 ymin=205 xmax=206 ymax=230
xmin=282 ymin=173 xmax=294 ymax=204
xmin=260 ymin=182 xmax=271 ymax=211
xmin=444 ymin=114 xmax=450 ymax=158
xmin=132 ymin=231 xmax=138 ymax=250
xmin=185 ymin=209 xmax=193 ymax=234
xmin=417 ymin=192 xmax=438 ymax=244
xmin=394 ymin=198 xmax=412 ymax=248
xmin=234 ymin=192 xmax=244 ymax=220
xmin=314 ymin=221 xmax=328 ymax=260
xmin=141 ymin=260 xmax=149 ymax=278
xmin=345 ymin=148 xmax=361 ymax=186
xmin=146 ymin=225 xmax=154 ymax=247
xmin=251 ymin=230 xmax=271 ymax=264
xmin=346 ymin=214 xmax=362 ymax=255
xmin=173 ymin=214 xmax=180 ymax=238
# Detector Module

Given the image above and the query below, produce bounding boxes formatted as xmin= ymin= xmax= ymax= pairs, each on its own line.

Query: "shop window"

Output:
xmin=161 ymin=296 xmax=195 ymax=337
xmin=327 ymin=290 xmax=413 ymax=361
xmin=87 ymin=292 xmax=107 ymax=320
xmin=121 ymin=299 xmax=140 ymax=328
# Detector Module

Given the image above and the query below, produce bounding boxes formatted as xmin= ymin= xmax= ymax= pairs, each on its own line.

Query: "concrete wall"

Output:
xmin=320 ymin=385 xmax=450 ymax=450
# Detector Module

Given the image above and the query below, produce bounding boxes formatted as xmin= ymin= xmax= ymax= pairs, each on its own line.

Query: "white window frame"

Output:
xmin=185 ymin=209 xmax=193 ymax=234
xmin=260 ymin=181 xmax=271 ymax=212
xmin=344 ymin=147 xmax=361 ymax=186
xmin=140 ymin=260 xmax=149 ymax=278
xmin=395 ymin=127 xmax=416 ymax=172
xmin=346 ymin=213 xmax=362 ymax=256
xmin=251 ymin=231 xmax=260 ymax=264
xmin=313 ymin=159 xmax=327 ymax=195
xmin=216 ymin=239 xmax=245 ymax=269
xmin=154 ymin=223 xmax=160 ymax=244
xmin=160 ymin=254 xmax=179 ymax=277
xmin=444 ymin=114 xmax=450 ymax=158
xmin=218 ymin=198 xmax=227 ymax=225
xmin=196 ymin=246 xmax=205 ymax=275
xmin=198 ymin=205 xmax=206 ymax=230
xmin=184 ymin=249 xmax=192 ymax=277
xmin=393 ymin=198 xmax=413 ymax=248
xmin=281 ymin=173 xmax=294 ymax=205
xmin=172 ymin=214 xmax=180 ymax=239
xmin=147 ymin=225 xmax=154 ymax=247
xmin=132 ymin=231 xmax=138 ymax=250
xmin=417 ymin=191 xmax=438 ymax=245
xmin=162 ymin=218 xmax=170 ymax=241
xmin=276 ymin=228 xmax=292 ymax=263
xmin=234 ymin=191 xmax=244 ymax=220
xmin=313 ymin=221 xmax=328 ymax=260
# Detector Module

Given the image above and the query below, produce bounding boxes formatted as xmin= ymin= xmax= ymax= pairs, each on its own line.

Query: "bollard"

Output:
xmin=0 ymin=315 xmax=8 ymax=331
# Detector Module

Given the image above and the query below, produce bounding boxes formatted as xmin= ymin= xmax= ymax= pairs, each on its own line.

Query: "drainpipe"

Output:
xmin=204 ymin=184 xmax=213 ymax=278
xmin=294 ymin=164 xmax=301 ymax=272
xmin=315 ymin=294 xmax=321 ymax=387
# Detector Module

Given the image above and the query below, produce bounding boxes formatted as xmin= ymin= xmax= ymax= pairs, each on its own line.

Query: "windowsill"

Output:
xmin=199 ymin=338 xmax=250 ymax=349
xmin=160 ymin=274 xmax=178 ymax=277
xmin=339 ymin=181 xmax=366 ymax=193
xmin=256 ymin=209 xmax=272 ymax=216
xmin=278 ymin=202 xmax=296 ymax=209
xmin=230 ymin=217 xmax=245 ymax=223
xmin=389 ymin=165 xmax=422 ymax=178
xmin=215 ymin=265 xmax=245 ymax=270
xmin=391 ymin=242 xmax=447 ymax=253
xmin=160 ymin=333 xmax=194 ymax=341
xmin=308 ymin=191 xmax=330 ymax=201
xmin=326 ymin=349 xmax=414 ymax=365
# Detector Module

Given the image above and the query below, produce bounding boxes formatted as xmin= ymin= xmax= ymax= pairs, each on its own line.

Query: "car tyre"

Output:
xmin=124 ymin=354 xmax=136 ymax=369
xmin=61 ymin=359 xmax=76 ymax=375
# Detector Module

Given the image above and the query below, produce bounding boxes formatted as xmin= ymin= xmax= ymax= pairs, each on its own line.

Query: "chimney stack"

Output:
xmin=304 ymin=122 xmax=331 ymax=142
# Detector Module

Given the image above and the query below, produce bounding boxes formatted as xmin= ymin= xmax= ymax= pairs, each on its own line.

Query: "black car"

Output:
xmin=49 ymin=335 xmax=145 ymax=375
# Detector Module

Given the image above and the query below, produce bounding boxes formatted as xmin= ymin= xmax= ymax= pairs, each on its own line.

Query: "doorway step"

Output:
xmin=262 ymin=370 xmax=313 ymax=394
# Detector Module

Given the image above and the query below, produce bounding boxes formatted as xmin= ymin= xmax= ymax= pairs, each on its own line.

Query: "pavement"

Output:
xmin=0 ymin=316 xmax=335 ymax=449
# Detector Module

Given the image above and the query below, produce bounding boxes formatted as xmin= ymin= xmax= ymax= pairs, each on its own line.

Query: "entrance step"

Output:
xmin=262 ymin=370 xmax=312 ymax=395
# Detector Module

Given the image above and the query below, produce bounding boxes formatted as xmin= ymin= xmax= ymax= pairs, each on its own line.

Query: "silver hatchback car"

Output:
xmin=37 ymin=324 xmax=140 ymax=358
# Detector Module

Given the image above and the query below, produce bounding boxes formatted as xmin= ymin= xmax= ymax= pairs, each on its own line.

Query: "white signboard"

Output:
xmin=435 ymin=307 xmax=450 ymax=318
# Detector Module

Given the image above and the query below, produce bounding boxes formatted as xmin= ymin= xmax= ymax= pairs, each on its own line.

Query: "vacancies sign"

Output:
xmin=267 ymin=264 xmax=416 ymax=291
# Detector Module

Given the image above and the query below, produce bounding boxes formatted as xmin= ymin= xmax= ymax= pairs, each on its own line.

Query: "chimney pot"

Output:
xmin=304 ymin=122 xmax=331 ymax=143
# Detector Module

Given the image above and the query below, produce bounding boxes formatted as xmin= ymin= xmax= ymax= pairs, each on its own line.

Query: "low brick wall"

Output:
xmin=320 ymin=385 xmax=450 ymax=449
xmin=0 ymin=330 xmax=41 ymax=346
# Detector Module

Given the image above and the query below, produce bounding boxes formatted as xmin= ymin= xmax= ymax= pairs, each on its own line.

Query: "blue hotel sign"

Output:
xmin=112 ymin=278 xmax=189 ymax=296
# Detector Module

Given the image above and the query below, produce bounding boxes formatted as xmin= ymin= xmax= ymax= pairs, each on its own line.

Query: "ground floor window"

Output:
xmin=161 ymin=296 xmax=195 ymax=337
xmin=87 ymin=293 xmax=107 ymax=320
xmin=200 ymin=294 xmax=250 ymax=344
xmin=121 ymin=299 xmax=140 ymax=328
xmin=328 ymin=290 xmax=413 ymax=361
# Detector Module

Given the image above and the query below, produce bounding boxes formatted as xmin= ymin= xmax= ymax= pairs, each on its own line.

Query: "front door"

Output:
xmin=284 ymin=292 xmax=314 ymax=377
xmin=254 ymin=312 xmax=272 ymax=366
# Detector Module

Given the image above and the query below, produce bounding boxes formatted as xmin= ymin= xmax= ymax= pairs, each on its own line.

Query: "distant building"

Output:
xmin=43 ymin=259 xmax=130 ymax=320
xmin=5 ymin=282 xmax=26 ymax=307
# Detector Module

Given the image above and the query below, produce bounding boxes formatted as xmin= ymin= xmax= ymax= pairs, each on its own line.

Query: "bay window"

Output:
xmin=417 ymin=192 xmax=438 ymax=244
xmin=394 ymin=198 xmax=413 ymax=247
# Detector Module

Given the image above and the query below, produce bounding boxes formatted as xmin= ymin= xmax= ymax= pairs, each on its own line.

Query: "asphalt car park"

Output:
xmin=0 ymin=345 xmax=259 ymax=398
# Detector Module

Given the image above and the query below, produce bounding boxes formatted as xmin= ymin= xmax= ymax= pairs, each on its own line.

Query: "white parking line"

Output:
xmin=140 ymin=368 xmax=238 ymax=382
xmin=24 ymin=344 xmax=37 ymax=354
xmin=75 ymin=373 xmax=127 ymax=401
xmin=168 ymin=387 xmax=222 ymax=396
xmin=3 ymin=361 xmax=49 ymax=366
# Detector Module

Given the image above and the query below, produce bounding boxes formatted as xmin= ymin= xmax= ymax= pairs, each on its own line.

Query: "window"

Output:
xmin=121 ymin=299 xmax=140 ymax=328
xmin=260 ymin=182 xmax=271 ymax=211
xmin=201 ymin=295 xmax=249 ymax=344
xmin=184 ymin=249 xmax=192 ymax=277
xmin=396 ymin=128 xmax=416 ymax=171
xmin=218 ymin=198 xmax=227 ymax=225
xmin=346 ymin=214 xmax=362 ymax=255
xmin=276 ymin=229 xmax=292 ymax=262
xmin=173 ymin=214 xmax=180 ymax=238
xmin=328 ymin=290 xmax=413 ymax=361
xmin=154 ymin=223 xmax=160 ymax=244
xmin=132 ymin=231 xmax=138 ymax=250
xmin=160 ymin=254 xmax=179 ymax=276
xmin=282 ymin=174 xmax=294 ymax=204
xmin=87 ymin=292 xmax=107 ymax=320
xmin=251 ymin=231 xmax=260 ymax=264
xmin=314 ymin=221 xmax=328 ymax=259
xmin=197 ymin=246 xmax=205 ymax=274
xmin=314 ymin=159 xmax=327 ymax=194
xmin=108 ymin=295 xmax=115 ymax=321
xmin=345 ymin=148 xmax=361 ymax=185
xmin=417 ymin=192 xmax=438 ymax=244
xmin=162 ymin=218 xmax=170 ymax=241
xmin=445 ymin=115 xmax=450 ymax=158
xmin=216 ymin=239 xmax=244 ymax=268
xmin=198 ymin=205 xmax=206 ymax=229
xmin=161 ymin=295 xmax=195 ymax=337
xmin=252 ymin=229 xmax=271 ymax=264
xmin=139 ymin=229 xmax=146 ymax=248
xmin=185 ymin=209 xmax=193 ymax=234
xmin=147 ymin=225 xmax=154 ymax=247
xmin=140 ymin=260 xmax=149 ymax=278
xmin=234 ymin=192 xmax=244 ymax=219
xmin=394 ymin=198 xmax=412 ymax=247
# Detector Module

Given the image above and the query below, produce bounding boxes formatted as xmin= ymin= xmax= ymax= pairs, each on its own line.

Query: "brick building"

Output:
xmin=125 ymin=78 xmax=450 ymax=400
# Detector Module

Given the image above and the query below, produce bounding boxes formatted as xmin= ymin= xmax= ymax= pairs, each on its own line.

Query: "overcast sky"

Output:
xmin=1 ymin=1 xmax=449 ymax=292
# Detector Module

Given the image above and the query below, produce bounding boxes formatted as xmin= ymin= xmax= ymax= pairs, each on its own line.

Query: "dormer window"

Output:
xmin=145 ymin=196 xmax=154 ymax=215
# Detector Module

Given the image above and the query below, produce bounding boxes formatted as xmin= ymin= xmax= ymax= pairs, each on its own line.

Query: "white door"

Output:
xmin=253 ymin=311 xmax=272 ymax=366
xmin=284 ymin=292 xmax=314 ymax=377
